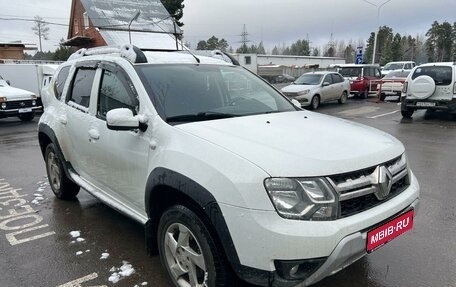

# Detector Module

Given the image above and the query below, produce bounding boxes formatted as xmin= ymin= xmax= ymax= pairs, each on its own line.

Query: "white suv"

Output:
xmin=38 ymin=45 xmax=420 ymax=287
xmin=401 ymin=62 xmax=456 ymax=118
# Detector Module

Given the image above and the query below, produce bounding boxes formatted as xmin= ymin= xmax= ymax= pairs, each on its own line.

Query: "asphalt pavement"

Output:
xmin=0 ymin=97 xmax=455 ymax=287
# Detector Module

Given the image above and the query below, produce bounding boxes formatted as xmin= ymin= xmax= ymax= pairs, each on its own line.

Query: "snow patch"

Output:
xmin=108 ymin=261 xmax=135 ymax=283
xmin=85 ymin=250 xmax=90 ymax=253
xmin=100 ymin=252 xmax=110 ymax=260
xmin=76 ymin=251 xmax=83 ymax=256
xmin=108 ymin=272 xmax=120 ymax=283
xmin=70 ymin=231 xmax=81 ymax=238
xmin=33 ymin=193 xmax=42 ymax=197
xmin=76 ymin=237 xmax=85 ymax=242
xmin=141 ymin=282 xmax=148 ymax=286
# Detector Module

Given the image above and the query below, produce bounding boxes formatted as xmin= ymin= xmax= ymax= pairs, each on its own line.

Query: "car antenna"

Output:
xmin=171 ymin=16 xmax=200 ymax=64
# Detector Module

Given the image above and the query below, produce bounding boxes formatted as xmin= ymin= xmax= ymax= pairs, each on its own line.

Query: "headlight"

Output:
xmin=265 ymin=178 xmax=338 ymax=221
xmin=1 ymin=102 xmax=6 ymax=109
xmin=297 ymin=89 xmax=310 ymax=96
xmin=0 ymin=96 xmax=7 ymax=102
xmin=32 ymin=100 xmax=36 ymax=106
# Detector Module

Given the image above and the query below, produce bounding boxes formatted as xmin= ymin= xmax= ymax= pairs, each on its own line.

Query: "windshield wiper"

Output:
xmin=166 ymin=112 xmax=239 ymax=123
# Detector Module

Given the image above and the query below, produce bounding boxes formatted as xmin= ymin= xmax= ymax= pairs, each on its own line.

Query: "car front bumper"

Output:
xmin=0 ymin=106 xmax=41 ymax=118
xmin=221 ymin=172 xmax=420 ymax=286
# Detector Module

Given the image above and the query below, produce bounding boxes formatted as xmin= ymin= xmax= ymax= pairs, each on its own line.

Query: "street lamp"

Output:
xmin=362 ymin=0 xmax=392 ymax=64
xmin=128 ymin=10 xmax=141 ymax=45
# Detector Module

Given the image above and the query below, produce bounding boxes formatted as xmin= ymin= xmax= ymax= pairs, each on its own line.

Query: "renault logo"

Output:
xmin=20 ymin=102 xmax=25 ymax=107
xmin=375 ymin=166 xmax=393 ymax=200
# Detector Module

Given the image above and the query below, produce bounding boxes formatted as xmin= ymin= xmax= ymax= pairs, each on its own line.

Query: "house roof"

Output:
xmin=80 ymin=0 xmax=180 ymax=34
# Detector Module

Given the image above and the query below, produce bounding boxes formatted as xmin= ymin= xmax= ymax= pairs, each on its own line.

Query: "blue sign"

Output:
xmin=355 ymin=46 xmax=363 ymax=64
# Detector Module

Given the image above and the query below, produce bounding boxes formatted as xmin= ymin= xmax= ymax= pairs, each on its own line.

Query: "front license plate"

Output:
xmin=367 ymin=210 xmax=414 ymax=252
xmin=18 ymin=108 xmax=32 ymax=113
xmin=416 ymin=102 xmax=435 ymax=107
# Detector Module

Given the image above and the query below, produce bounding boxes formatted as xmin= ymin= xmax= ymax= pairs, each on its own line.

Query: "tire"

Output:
xmin=18 ymin=112 xmax=34 ymax=122
xmin=45 ymin=143 xmax=79 ymax=199
xmin=310 ymin=95 xmax=320 ymax=110
xmin=338 ymin=91 xmax=348 ymax=104
xmin=401 ymin=109 xmax=414 ymax=119
xmin=158 ymin=205 xmax=231 ymax=287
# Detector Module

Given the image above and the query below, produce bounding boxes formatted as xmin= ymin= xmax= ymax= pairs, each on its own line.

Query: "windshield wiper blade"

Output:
xmin=166 ymin=112 xmax=238 ymax=123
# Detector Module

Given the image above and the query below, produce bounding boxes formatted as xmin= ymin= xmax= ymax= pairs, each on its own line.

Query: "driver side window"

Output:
xmin=97 ymin=69 xmax=138 ymax=120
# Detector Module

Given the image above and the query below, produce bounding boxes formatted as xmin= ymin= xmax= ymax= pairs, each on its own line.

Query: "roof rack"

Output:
xmin=68 ymin=44 xmax=147 ymax=64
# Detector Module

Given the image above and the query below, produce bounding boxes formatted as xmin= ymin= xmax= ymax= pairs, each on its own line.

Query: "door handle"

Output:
xmin=58 ymin=116 xmax=67 ymax=125
xmin=88 ymin=129 xmax=100 ymax=140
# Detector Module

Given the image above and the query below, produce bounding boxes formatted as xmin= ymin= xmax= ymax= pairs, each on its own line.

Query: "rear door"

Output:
xmin=320 ymin=74 xmax=335 ymax=102
xmin=330 ymin=73 xmax=345 ymax=99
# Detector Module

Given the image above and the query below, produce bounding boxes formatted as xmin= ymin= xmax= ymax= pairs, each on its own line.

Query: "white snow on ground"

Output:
xmin=34 ymin=196 xmax=44 ymax=201
xmin=70 ymin=241 xmax=75 ymax=244
xmin=70 ymin=231 xmax=81 ymax=238
xmin=109 ymin=266 xmax=116 ymax=272
xmin=31 ymin=199 xmax=40 ymax=205
xmin=33 ymin=193 xmax=42 ymax=197
xmin=36 ymin=187 xmax=45 ymax=192
xmin=76 ymin=251 xmax=83 ymax=255
xmin=141 ymin=282 xmax=148 ymax=286
xmin=76 ymin=237 xmax=85 ymax=242
xmin=85 ymin=250 xmax=90 ymax=253
xmin=100 ymin=253 xmax=110 ymax=260
xmin=108 ymin=261 xmax=135 ymax=283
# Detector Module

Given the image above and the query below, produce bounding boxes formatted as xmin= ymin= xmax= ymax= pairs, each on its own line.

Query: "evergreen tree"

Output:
xmin=161 ymin=0 xmax=185 ymax=27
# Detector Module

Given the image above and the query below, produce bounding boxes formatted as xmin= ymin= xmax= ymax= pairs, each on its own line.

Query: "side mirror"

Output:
xmin=291 ymin=99 xmax=301 ymax=108
xmin=322 ymin=82 xmax=330 ymax=87
xmin=106 ymin=108 xmax=140 ymax=131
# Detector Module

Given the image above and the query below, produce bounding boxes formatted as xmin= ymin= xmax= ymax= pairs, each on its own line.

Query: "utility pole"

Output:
xmin=362 ymin=0 xmax=392 ymax=64
xmin=240 ymin=24 xmax=250 ymax=50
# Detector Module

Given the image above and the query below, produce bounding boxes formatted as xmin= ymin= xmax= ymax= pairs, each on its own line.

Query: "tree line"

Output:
xmin=196 ymin=21 xmax=456 ymax=65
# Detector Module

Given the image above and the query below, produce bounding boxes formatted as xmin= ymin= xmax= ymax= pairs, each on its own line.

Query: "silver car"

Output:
xmin=281 ymin=71 xmax=350 ymax=110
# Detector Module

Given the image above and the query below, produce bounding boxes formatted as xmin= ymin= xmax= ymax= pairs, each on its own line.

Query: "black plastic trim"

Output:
xmin=144 ymin=168 xmax=240 ymax=265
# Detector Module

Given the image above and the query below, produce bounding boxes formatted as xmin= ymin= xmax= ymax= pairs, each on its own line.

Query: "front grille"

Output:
xmin=6 ymin=100 xmax=33 ymax=109
xmin=327 ymin=155 xmax=410 ymax=219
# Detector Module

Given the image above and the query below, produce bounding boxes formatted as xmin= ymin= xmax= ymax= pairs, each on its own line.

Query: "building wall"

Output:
xmin=257 ymin=55 xmax=345 ymax=69
xmin=0 ymin=47 xmax=24 ymax=60
xmin=69 ymin=0 xmax=106 ymax=48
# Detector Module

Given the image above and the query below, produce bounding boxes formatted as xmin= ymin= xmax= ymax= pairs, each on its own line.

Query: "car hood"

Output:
xmin=281 ymin=84 xmax=319 ymax=93
xmin=177 ymin=111 xmax=404 ymax=177
xmin=0 ymin=85 xmax=35 ymax=100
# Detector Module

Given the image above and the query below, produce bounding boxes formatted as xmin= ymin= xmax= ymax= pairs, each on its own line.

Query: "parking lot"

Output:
xmin=1 ymin=96 xmax=455 ymax=287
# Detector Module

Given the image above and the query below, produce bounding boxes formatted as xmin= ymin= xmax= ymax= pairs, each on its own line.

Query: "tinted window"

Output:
xmin=412 ymin=66 xmax=452 ymax=86
xmin=295 ymin=74 xmax=323 ymax=85
xmin=331 ymin=73 xmax=344 ymax=83
xmin=136 ymin=64 xmax=295 ymax=123
xmin=363 ymin=68 xmax=371 ymax=77
xmin=339 ymin=67 xmax=362 ymax=77
xmin=68 ymin=68 xmax=96 ymax=108
xmin=98 ymin=70 xmax=138 ymax=119
xmin=323 ymin=75 xmax=333 ymax=84
xmin=55 ymin=66 xmax=70 ymax=100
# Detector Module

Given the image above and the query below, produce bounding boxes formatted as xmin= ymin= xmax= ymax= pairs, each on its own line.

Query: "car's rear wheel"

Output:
xmin=158 ymin=205 xmax=231 ymax=287
xmin=18 ymin=112 xmax=34 ymax=122
xmin=310 ymin=95 xmax=320 ymax=110
xmin=401 ymin=109 xmax=414 ymax=119
xmin=45 ymin=143 xmax=79 ymax=199
xmin=338 ymin=91 xmax=348 ymax=104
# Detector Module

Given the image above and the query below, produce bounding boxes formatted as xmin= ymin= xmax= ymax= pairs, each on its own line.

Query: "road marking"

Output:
xmin=367 ymin=110 xmax=400 ymax=119
xmin=338 ymin=106 xmax=380 ymax=116
xmin=57 ymin=273 xmax=107 ymax=287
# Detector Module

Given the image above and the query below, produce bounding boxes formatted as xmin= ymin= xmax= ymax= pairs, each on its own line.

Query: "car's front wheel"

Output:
xmin=158 ymin=205 xmax=231 ymax=287
xmin=45 ymin=143 xmax=79 ymax=199
xmin=310 ymin=95 xmax=320 ymax=110
xmin=338 ymin=91 xmax=348 ymax=104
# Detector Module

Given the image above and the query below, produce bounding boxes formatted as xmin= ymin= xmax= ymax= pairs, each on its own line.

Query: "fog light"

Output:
xmin=289 ymin=265 xmax=299 ymax=276
xmin=32 ymin=100 xmax=36 ymax=106
xmin=1 ymin=103 xmax=6 ymax=109
xmin=275 ymin=257 xmax=327 ymax=280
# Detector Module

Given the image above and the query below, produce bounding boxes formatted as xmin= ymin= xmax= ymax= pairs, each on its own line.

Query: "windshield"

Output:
xmin=412 ymin=66 xmax=453 ymax=86
xmin=136 ymin=64 xmax=296 ymax=124
xmin=294 ymin=74 xmax=322 ymax=85
xmin=339 ymin=67 xmax=362 ymax=77
xmin=384 ymin=63 xmax=403 ymax=70
xmin=384 ymin=70 xmax=410 ymax=78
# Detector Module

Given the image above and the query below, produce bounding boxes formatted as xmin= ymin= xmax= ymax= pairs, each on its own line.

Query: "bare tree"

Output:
xmin=31 ymin=16 xmax=50 ymax=54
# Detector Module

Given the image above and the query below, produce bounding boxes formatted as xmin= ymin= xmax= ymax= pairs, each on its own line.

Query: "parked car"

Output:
xmin=337 ymin=64 xmax=382 ymax=98
xmin=381 ymin=61 xmax=416 ymax=77
xmin=0 ymin=75 xmax=40 ymax=121
xmin=377 ymin=70 xmax=411 ymax=101
xmin=401 ymin=62 xmax=456 ymax=118
xmin=280 ymin=71 xmax=350 ymax=109
xmin=38 ymin=45 xmax=419 ymax=287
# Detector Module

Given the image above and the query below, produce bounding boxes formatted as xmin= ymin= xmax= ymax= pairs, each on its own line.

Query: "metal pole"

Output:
xmin=362 ymin=0 xmax=392 ymax=64
xmin=128 ymin=10 xmax=141 ymax=45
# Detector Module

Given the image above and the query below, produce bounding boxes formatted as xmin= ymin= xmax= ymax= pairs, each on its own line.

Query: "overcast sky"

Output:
xmin=0 ymin=0 xmax=455 ymax=53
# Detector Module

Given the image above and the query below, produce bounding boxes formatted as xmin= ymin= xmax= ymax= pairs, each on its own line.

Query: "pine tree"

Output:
xmin=161 ymin=0 xmax=185 ymax=27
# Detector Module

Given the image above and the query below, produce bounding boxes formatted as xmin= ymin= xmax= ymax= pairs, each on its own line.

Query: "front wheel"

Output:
xmin=310 ymin=95 xmax=320 ymax=110
xmin=45 ymin=143 xmax=79 ymax=199
xmin=338 ymin=91 xmax=348 ymax=104
xmin=401 ymin=109 xmax=414 ymax=119
xmin=158 ymin=205 xmax=232 ymax=287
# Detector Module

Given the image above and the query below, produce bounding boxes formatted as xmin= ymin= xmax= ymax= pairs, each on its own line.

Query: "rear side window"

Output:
xmin=97 ymin=70 xmax=138 ymax=119
xmin=331 ymin=73 xmax=344 ymax=83
xmin=55 ymin=66 xmax=70 ymax=100
xmin=68 ymin=68 xmax=96 ymax=108
xmin=412 ymin=66 xmax=452 ymax=86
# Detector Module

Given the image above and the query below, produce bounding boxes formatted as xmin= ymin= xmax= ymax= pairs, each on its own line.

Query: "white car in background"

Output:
xmin=378 ymin=70 xmax=411 ymax=101
xmin=0 ymin=75 xmax=40 ymax=121
xmin=281 ymin=71 xmax=350 ymax=110
xmin=381 ymin=61 xmax=416 ymax=77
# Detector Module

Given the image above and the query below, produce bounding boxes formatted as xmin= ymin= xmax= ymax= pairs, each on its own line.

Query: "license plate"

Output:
xmin=416 ymin=102 xmax=435 ymax=107
xmin=366 ymin=210 xmax=414 ymax=252
xmin=18 ymin=108 xmax=32 ymax=113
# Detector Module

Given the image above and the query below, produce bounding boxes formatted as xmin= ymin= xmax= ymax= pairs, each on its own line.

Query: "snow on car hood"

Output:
xmin=0 ymin=83 xmax=35 ymax=100
xmin=281 ymin=84 xmax=319 ymax=93
xmin=177 ymin=111 xmax=404 ymax=177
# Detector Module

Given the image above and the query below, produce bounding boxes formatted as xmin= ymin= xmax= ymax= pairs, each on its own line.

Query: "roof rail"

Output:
xmin=68 ymin=44 xmax=147 ymax=64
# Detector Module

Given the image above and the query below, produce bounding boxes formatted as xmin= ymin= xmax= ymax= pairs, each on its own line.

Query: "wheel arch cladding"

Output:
xmin=144 ymin=167 xmax=240 ymax=266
